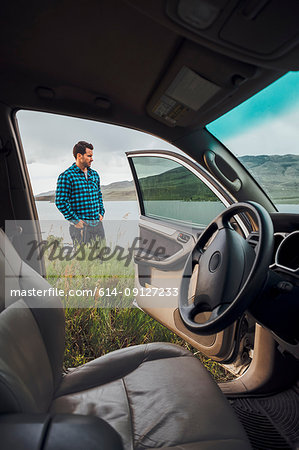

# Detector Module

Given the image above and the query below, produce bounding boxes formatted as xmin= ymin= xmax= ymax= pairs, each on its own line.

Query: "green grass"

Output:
xmin=43 ymin=236 xmax=234 ymax=382
xmin=63 ymin=307 xmax=233 ymax=381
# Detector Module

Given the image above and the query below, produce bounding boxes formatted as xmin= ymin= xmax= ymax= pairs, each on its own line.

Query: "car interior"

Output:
xmin=0 ymin=1 xmax=299 ymax=449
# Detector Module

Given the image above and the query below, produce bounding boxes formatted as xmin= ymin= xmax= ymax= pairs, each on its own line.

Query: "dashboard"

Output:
xmin=273 ymin=231 xmax=299 ymax=276
xmin=245 ymin=212 xmax=299 ymax=359
xmin=247 ymin=221 xmax=299 ymax=359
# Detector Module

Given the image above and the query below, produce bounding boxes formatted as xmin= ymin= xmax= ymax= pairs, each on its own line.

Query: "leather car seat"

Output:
xmin=0 ymin=229 xmax=252 ymax=449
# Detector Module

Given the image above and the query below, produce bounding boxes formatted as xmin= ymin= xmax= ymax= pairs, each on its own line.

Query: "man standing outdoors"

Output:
xmin=55 ymin=141 xmax=105 ymax=245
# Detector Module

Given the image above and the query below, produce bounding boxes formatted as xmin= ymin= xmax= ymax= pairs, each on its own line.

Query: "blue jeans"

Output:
xmin=69 ymin=222 xmax=105 ymax=246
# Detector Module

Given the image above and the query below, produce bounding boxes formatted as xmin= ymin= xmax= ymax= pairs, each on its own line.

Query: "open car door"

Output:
xmin=126 ymin=150 xmax=254 ymax=370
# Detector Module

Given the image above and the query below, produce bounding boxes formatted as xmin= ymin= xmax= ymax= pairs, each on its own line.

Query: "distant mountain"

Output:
xmin=138 ymin=166 xmax=216 ymax=201
xmin=35 ymin=180 xmax=137 ymax=201
xmin=101 ymin=180 xmax=136 ymax=200
xmin=35 ymin=155 xmax=299 ymax=204
xmin=36 ymin=189 xmax=55 ymax=196
xmin=239 ymin=154 xmax=299 ymax=203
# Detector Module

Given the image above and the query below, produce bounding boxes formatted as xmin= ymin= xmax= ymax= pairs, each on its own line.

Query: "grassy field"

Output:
xmin=44 ymin=236 xmax=233 ymax=382
xmin=62 ymin=307 xmax=234 ymax=381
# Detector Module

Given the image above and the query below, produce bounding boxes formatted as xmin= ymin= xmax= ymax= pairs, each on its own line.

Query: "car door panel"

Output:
xmin=126 ymin=150 xmax=245 ymax=362
xmin=133 ymin=212 xmax=238 ymax=360
xmin=135 ymin=220 xmax=195 ymax=271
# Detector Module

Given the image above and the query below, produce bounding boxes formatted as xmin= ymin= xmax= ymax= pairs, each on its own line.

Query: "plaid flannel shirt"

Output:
xmin=55 ymin=163 xmax=105 ymax=226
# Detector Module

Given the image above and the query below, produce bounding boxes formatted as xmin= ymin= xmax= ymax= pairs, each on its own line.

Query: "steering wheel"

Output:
xmin=179 ymin=201 xmax=274 ymax=335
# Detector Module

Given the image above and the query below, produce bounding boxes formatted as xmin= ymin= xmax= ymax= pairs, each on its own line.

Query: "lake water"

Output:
xmin=36 ymin=200 xmax=299 ymax=245
xmin=275 ymin=204 xmax=299 ymax=213
xmin=35 ymin=200 xmax=226 ymax=245
xmin=36 ymin=201 xmax=140 ymax=246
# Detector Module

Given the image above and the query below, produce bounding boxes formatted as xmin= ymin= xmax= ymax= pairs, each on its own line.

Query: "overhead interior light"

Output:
xmin=177 ymin=0 xmax=221 ymax=29
xmin=165 ymin=66 xmax=220 ymax=111
xmin=151 ymin=67 xmax=221 ymax=127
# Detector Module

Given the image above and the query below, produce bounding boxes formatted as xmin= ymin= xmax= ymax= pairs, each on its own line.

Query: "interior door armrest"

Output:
xmin=134 ymin=247 xmax=188 ymax=270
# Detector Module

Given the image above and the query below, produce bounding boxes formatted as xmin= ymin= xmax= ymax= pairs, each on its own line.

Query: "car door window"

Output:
xmin=131 ymin=156 xmax=226 ymax=226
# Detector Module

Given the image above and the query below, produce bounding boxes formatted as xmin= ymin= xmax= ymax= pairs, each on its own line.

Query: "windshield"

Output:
xmin=207 ymin=72 xmax=299 ymax=213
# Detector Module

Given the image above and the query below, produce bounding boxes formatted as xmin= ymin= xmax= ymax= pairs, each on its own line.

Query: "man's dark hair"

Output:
xmin=73 ymin=141 xmax=93 ymax=159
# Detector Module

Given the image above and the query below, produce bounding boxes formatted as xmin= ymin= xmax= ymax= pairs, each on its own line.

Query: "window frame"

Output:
xmin=127 ymin=150 xmax=249 ymax=234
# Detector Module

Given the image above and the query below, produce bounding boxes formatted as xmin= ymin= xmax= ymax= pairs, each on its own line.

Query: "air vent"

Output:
xmin=246 ymin=232 xmax=259 ymax=250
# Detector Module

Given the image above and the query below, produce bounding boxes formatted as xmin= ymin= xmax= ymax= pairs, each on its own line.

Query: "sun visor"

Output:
xmin=147 ymin=42 xmax=257 ymax=127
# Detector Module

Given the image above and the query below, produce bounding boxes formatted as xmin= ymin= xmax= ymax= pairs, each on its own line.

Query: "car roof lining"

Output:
xmin=1 ymin=0 xmax=298 ymax=143
xmin=127 ymin=0 xmax=299 ymax=70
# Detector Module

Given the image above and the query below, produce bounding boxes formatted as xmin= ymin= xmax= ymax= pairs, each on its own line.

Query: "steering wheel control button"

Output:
xmin=209 ymin=251 xmax=221 ymax=272
xmin=177 ymin=232 xmax=190 ymax=243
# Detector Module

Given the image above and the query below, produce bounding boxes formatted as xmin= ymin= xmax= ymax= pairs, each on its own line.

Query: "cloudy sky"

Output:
xmin=17 ymin=111 xmax=179 ymax=195
xmin=207 ymin=71 xmax=299 ymax=156
xmin=18 ymin=71 xmax=299 ymax=195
